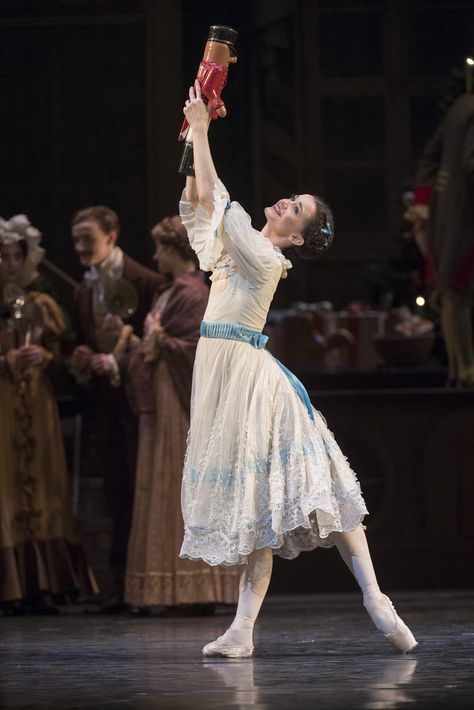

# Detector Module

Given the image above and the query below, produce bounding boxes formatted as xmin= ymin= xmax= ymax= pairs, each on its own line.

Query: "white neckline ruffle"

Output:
xmin=272 ymin=246 xmax=293 ymax=279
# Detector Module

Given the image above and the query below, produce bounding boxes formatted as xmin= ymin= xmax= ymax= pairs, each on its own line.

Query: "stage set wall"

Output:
xmin=76 ymin=384 xmax=474 ymax=597
xmin=2 ymin=0 xmax=474 ymax=308
xmin=1 ymin=1 xmax=474 ymax=595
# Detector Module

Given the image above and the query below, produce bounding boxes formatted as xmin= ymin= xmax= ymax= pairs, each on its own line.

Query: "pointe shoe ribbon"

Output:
xmin=364 ymin=593 xmax=418 ymax=653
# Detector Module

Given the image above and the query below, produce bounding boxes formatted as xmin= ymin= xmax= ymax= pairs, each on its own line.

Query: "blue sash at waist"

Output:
xmin=200 ymin=321 xmax=268 ymax=349
xmin=199 ymin=320 xmax=315 ymax=423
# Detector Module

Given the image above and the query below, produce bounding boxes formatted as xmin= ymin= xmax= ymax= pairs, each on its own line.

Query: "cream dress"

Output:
xmin=179 ymin=181 xmax=368 ymax=566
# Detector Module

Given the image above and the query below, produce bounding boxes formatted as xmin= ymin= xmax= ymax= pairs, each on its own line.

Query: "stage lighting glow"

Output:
xmin=416 ymin=296 xmax=426 ymax=307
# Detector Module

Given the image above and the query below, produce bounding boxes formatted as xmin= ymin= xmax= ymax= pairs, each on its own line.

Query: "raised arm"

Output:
xmin=183 ymin=81 xmax=218 ymax=215
xmin=184 ymin=175 xmax=199 ymax=207
xmin=179 ymin=81 xmax=285 ymax=283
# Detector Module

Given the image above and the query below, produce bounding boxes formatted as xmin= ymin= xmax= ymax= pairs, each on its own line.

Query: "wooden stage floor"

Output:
xmin=1 ymin=590 xmax=473 ymax=709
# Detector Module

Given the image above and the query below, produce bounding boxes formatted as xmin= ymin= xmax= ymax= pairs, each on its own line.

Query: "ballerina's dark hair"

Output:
xmin=294 ymin=195 xmax=334 ymax=260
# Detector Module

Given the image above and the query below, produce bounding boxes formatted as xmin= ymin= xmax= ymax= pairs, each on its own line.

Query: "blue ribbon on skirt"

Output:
xmin=199 ymin=320 xmax=315 ymax=423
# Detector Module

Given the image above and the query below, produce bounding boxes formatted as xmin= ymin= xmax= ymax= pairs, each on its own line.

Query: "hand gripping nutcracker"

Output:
xmin=178 ymin=25 xmax=237 ymax=176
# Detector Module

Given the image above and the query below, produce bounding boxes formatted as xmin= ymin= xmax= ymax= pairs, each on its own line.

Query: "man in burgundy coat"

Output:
xmin=70 ymin=205 xmax=163 ymax=610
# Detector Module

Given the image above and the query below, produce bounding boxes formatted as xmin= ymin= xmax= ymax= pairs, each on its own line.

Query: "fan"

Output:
xmin=104 ymin=278 xmax=138 ymax=320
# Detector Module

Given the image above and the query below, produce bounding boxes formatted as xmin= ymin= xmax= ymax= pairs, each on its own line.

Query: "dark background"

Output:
xmin=2 ymin=1 xmax=473 ymax=595
xmin=1 ymin=0 xmax=473 ymax=309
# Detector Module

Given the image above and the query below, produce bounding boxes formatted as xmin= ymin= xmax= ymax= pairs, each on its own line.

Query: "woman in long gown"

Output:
xmin=0 ymin=215 xmax=98 ymax=614
xmin=122 ymin=216 xmax=238 ymax=612
xmin=178 ymin=82 xmax=418 ymax=657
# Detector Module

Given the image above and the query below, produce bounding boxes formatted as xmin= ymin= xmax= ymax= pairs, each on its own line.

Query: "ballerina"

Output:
xmin=178 ymin=80 xmax=417 ymax=658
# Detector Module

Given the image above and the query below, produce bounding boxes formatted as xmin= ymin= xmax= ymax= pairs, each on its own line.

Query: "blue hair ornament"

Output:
xmin=320 ymin=222 xmax=332 ymax=237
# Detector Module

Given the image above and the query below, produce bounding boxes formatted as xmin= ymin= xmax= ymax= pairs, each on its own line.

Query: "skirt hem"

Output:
xmin=180 ymin=507 xmax=368 ymax=567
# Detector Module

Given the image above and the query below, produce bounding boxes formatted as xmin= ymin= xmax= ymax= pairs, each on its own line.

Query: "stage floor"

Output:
xmin=1 ymin=590 xmax=473 ymax=709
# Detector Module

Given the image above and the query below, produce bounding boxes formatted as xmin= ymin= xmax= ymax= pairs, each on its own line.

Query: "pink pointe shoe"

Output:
xmin=364 ymin=593 xmax=418 ymax=653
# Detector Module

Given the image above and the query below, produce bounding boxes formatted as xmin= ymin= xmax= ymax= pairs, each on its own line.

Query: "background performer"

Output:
xmin=120 ymin=216 xmax=239 ymax=612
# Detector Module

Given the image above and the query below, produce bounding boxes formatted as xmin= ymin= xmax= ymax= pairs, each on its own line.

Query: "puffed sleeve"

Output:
xmin=179 ymin=180 xmax=228 ymax=272
xmin=220 ymin=201 xmax=290 ymax=286
xmin=180 ymin=179 xmax=290 ymax=286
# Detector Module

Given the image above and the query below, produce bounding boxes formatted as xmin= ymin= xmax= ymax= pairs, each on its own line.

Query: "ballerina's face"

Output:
xmin=0 ymin=242 xmax=25 ymax=284
xmin=263 ymin=194 xmax=316 ymax=238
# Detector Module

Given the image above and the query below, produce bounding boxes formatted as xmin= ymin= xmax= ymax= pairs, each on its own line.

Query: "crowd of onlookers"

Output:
xmin=0 ymin=206 xmax=238 ymax=616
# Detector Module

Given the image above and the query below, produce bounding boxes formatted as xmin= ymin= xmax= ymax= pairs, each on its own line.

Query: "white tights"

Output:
xmin=332 ymin=524 xmax=381 ymax=597
xmin=332 ymin=525 xmax=404 ymax=636
xmin=220 ymin=524 xmax=395 ymax=647
xmin=216 ymin=547 xmax=273 ymax=648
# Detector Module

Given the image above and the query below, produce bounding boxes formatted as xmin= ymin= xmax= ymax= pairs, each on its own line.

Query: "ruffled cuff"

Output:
xmin=179 ymin=180 xmax=229 ymax=272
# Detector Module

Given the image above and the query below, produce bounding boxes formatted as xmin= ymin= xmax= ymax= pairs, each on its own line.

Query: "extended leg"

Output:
xmin=202 ymin=547 xmax=273 ymax=658
xmin=332 ymin=525 xmax=417 ymax=653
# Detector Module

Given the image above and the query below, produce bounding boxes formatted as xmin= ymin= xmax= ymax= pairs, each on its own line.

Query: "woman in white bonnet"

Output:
xmin=0 ymin=215 xmax=98 ymax=615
